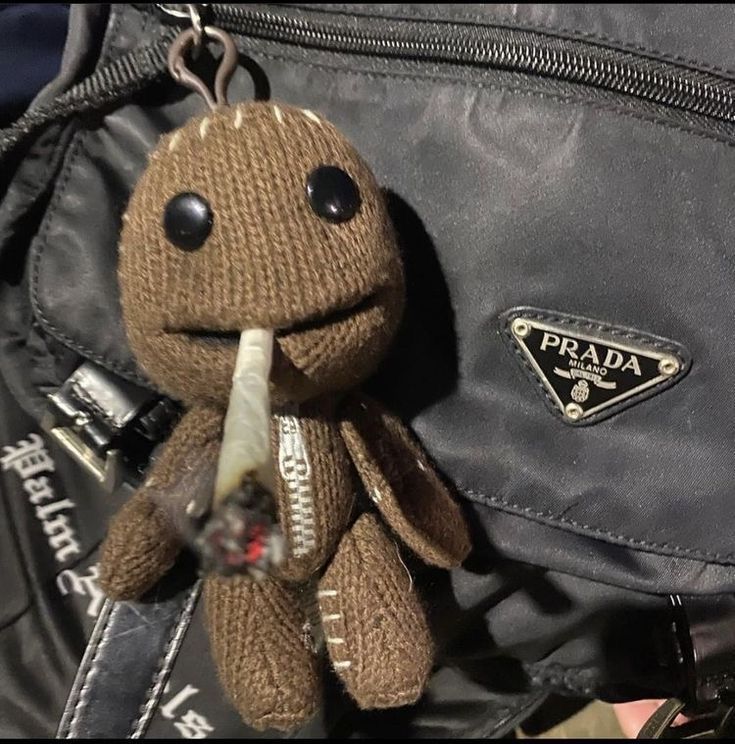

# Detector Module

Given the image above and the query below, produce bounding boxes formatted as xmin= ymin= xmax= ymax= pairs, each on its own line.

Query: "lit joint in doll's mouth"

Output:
xmin=168 ymin=292 xmax=378 ymax=342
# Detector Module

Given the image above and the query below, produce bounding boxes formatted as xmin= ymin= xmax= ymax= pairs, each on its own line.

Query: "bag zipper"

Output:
xmin=158 ymin=3 xmax=735 ymax=125
xmin=7 ymin=3 xmax=732 ymax=163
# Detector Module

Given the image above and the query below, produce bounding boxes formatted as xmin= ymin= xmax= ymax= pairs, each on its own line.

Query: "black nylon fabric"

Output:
xmin=2 ymin=2 xmax=735 ymax=738
xmin=30 ymin=3 xmax=735 ymax=591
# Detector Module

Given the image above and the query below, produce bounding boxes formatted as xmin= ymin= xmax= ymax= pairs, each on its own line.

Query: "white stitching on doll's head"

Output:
xmin=168 ymin=131 xmax=182 ymax=152
xmin=302 ymin=109 xmax=321 ymax=125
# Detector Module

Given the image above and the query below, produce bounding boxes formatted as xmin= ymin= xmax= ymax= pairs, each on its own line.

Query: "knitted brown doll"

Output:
xmin=99 ymin=102 xmax=471 ymax=732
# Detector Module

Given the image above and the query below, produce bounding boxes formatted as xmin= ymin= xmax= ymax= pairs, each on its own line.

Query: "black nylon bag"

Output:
xmin=3 ymin=3 xmax=735 ymax=738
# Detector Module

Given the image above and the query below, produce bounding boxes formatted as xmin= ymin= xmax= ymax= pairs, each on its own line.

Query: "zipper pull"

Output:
xmin=161 ymin=3 xmax=238 ymax=111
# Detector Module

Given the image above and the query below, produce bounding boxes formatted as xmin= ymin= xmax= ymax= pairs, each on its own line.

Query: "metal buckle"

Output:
xmin=42 ymin=410 xmax=123 ymax=490
xmin=641 ymin=596 xmax=735 ymax=738
xmin=638 ymin=698 xmax=735 ymax=739
xmin=41 ymin=362 xmax=179 ymax=491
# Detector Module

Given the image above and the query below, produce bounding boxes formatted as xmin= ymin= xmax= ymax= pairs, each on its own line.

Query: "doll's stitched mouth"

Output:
xmin=277 ymin=292 xmax=378 ymax=337
xmin=172 ymin=329 xmax=241 ymax=345
xmin=167 ymin=293 xmax=378 ymax=343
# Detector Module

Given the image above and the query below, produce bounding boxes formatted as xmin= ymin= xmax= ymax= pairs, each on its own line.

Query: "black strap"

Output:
xmin=637 ymin=698 xmax=686 ymax=739
xmin=56 ymin=579 xmax=201 ymax=739
xmin=637 ymin=698 xmax=735 ymax=739
xmin=670 ymin=594 xmax=735 ymax=709
xmin=0 ymin=33 xmax=173 ymax=162
xmin=639 ymin=596 xmax=735 ymax=738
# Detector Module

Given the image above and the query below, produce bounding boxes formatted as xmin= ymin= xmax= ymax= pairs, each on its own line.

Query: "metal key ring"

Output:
xmin=168 ymin=25 xmax=238 ymax=111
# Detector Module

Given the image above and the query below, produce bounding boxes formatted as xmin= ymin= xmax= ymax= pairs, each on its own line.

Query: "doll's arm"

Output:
xmin=99 ymin=406 xmax=222 ymax=600
xmin=339 ymin=392 xmax=471 ymax=568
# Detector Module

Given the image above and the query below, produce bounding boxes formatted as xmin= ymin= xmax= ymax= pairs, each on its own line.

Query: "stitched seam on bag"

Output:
xmin=286 ymin=3 xmax=735 ymax=78
xmin=461 ymin=485 xmax=735 ymax=565
xmin=29 ymin=128 xmax=149 ymax=386
xmin=499 ymin=309 xmax=687 ymax=422
xmin=65 ymin=601 xmax=119 ymax=738
xmin=27 ymin=1 xmax=148 ymax=386
xmin=128 ymin=582 xmax=201 ymax=738
xmin=248 ymin=48 xmax=735 ymax=150
xmin=96 ymin=3 xmax=124 ymax=69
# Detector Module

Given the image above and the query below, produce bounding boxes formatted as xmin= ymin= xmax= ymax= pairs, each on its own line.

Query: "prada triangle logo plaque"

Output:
xmin=502 ymin=308 xmax=691 ymax=424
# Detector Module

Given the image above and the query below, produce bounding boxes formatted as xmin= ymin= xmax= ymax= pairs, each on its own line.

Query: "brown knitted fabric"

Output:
xmin=319 ymin=514 xmax=433 ymax=708
xmin=99 ymin=489 xmax=182 ymax=601
xmin=141 ymin=406 xmax=223 ymax=490
xmin=204 ymin=574 xmax=320 ymax=731
xmin=272 ymin=398 xmax=354 ymax=583
xmin=100 ymin=406 xmax=222 ymax=600
xmin=339 ymin=393 xmax=471 ymax=568
xmin=105 ymin=101 xmax=471 ymax=730
xmin=119 ymin=103 xmax=404 ymax=407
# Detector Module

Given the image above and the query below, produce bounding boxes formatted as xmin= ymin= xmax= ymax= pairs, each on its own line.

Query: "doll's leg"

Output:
xmin=204 ymin=574 xmax=320 ymax=732
xmin=318 ymin=513 xmax=434 ymax=709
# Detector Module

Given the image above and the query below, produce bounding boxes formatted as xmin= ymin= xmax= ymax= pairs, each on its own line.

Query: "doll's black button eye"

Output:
xmin=305 ymin=166 xmax=360 ymax=224
xmin=163 ymin=192 xmax=213 ymax=250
